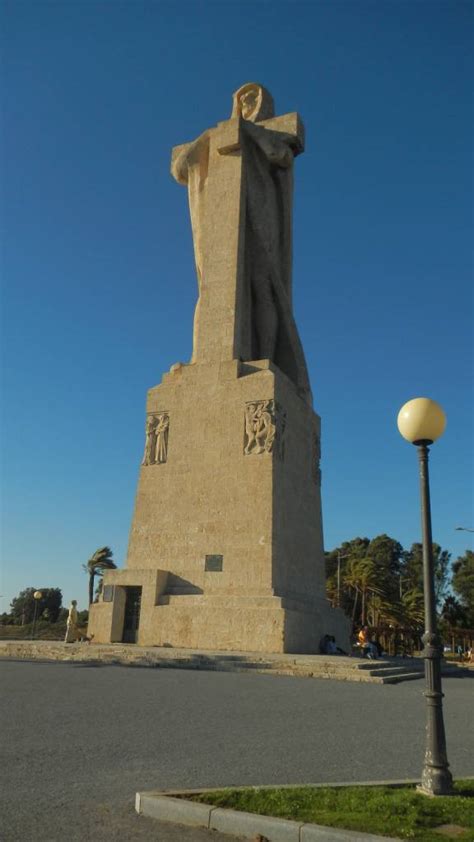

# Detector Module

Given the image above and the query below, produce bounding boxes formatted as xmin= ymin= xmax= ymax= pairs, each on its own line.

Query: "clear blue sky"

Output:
xmin=1 ymin=0 xmax=472 ymax=612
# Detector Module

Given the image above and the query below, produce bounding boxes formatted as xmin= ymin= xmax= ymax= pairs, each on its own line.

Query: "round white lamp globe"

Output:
xmin=397 ymin=398 xmax=446 ymax=444
xmin=33 ymin=590 xmax=43 ymax=600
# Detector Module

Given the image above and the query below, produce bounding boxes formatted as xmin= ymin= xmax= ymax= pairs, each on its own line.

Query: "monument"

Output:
xmin=88 ymin=83 xmax=350 ymax=653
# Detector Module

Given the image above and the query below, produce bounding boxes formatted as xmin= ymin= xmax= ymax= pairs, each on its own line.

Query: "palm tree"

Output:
xmin=399 ymin=587 xmax=425 ymax=631
xmin=343 ymin=557 xmax=386 ymax=627
xmin=366 ymin=592 xmax=393 ymax=628
xmin=83 ymin=547 xmax=116 ymax=606
xmin=441 ymin=595 xmax=468 ymax=629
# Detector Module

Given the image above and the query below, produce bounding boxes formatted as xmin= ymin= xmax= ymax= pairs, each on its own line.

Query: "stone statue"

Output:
xmin=88 ymin=85 xmax=352 ymax=657
xmin=64 ymin=599 xmax=79 ymax=643
xmin=254 ymin=401 xmax=275 ymax=454
xmin=142 ymin=416 xmax=157 ymax=465
xmin=154 ymin=413 xmax=169 ymax=464
xmin=142 ymin=413 xmax=169 ymax=465
xmin=171 ymin=83 xmax=312 ymax=404
xmin=244 ymin=403 xmax=258 ymax=455
xmin=244 ymin=399 xmax=280 ymax=456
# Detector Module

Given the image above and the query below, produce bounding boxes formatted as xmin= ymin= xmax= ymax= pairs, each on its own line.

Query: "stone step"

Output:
xmin=156 ymin=593 xmax=319 ymax=612
xmin=380 ymin=672 xmax=427 ymax=684
xmin=1 ymin=641 xmax=466 ymax=684
xmin=157 ymin=657 xmax=423 ymax=684
xmin=361 ymin=666 xmax=422 ymax=678
xmin=158 ymin=595 xmax=283 ymax=607
xmin=353 ymin=659 xmax=423 ymax=672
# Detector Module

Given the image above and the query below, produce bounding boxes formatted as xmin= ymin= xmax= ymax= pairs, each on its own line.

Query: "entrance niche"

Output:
xmin=122 ymin=586 xmax=142 ymax=643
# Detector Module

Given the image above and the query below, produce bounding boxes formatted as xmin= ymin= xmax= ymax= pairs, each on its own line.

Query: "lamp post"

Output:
xmin=31 ymin=590 xmax=43 ymax=640
xmin=397 ymin=397 xmax=453 ymax=796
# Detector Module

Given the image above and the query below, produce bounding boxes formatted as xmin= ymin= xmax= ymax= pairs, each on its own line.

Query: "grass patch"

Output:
xmin=0 ymin=621 xmax=67 ymax=640
xmin=190 ymin=780 xmax=474 ymax=841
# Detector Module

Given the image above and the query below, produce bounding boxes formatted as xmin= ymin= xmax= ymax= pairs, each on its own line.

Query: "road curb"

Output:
xmin=136 ymin=783 xmax=412 ymax=841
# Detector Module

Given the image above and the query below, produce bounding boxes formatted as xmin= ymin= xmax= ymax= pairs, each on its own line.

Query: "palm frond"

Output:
xmin=85 ymin=546 xmax=115 ymax=574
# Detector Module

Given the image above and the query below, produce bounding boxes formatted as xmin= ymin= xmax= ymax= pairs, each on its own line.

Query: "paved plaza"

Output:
xmin=1 ymin=660 xmax=472 ymax=841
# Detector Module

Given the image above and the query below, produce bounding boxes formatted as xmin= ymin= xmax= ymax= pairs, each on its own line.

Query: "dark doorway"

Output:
xmin=122 ymin=587 xmax=142 ymax=643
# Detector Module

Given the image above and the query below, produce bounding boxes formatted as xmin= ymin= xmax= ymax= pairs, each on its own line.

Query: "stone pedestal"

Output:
xmin=89 ymin=358 xmax=350 ymax=653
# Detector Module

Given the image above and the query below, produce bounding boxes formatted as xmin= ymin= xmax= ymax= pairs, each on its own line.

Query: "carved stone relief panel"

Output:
xmin=142 ymin=412 xmax=170 ymax=465
xmin=243 ymin=400 xmax=286 ymax=458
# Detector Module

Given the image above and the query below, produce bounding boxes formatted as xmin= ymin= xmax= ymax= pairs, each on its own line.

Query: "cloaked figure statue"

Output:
xmin=172 ymin=83 xmax=312 ymax=405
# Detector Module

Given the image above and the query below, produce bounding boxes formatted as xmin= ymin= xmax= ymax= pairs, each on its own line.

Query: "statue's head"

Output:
xmin=71 ymin=600 xmax=77 ymax=606
xmin=231 ymin=83 xmax=275 ymax=123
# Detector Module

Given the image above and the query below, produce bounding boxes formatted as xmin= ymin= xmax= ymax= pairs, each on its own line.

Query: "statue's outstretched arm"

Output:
xmin=171 ymin=130 xmax=210 ymax=185
xmin=241 ymin=121 xmax=294 ymax=168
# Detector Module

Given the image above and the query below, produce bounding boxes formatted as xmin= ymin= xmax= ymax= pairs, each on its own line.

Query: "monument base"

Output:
xmin=88 ymin=577 xmax=350 ymax=654
xmin=88 ymin=358 xmax=351 ymax=654
xmin=145 ymin=595 xmax=349 ymax=654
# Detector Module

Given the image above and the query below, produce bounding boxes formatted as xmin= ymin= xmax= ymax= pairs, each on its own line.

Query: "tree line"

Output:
xmin=0 ymin=588 xmax=85 ymax=628
xmin=1 ymin=546 xmax=117 ymax=626
xmin=325 ymin=535 xmax=473 ymax=633
xmin=2 ymin=542 xmax=472 ymax=636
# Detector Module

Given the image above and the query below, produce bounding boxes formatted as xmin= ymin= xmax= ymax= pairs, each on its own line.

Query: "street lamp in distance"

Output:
xmin=455 ymin=526 xmax=474 ymax=533
xmin=31 ymin=591 xmax=43 ymax=641
xmin=397 ymin=397 xmax=453 ymax=797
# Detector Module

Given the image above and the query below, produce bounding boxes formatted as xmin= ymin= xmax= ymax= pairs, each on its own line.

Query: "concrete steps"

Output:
xmin=0 ymin=640 xmax=467 ymax=684
xmin=158 ymin=594 xmax=282 ymax=607
xmin=0 ymin=641 xmax=444 ymax=684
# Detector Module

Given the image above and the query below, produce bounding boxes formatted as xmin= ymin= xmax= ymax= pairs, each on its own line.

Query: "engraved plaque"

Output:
xmin=205 ymin=554 xmax=223 ymax=572
xmin=103 ymin=585 xmax=114 ymax=603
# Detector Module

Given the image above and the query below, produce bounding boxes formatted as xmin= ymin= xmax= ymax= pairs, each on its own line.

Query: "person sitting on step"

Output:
xmin=357 ymin=625 xmax=378 ymax=660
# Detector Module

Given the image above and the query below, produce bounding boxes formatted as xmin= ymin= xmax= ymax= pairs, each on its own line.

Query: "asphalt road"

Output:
xmin=1 ymin=660 xmax=472 ymax=841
